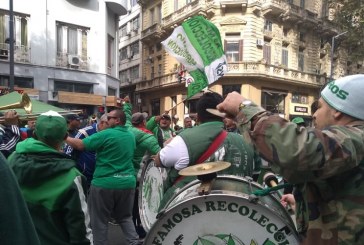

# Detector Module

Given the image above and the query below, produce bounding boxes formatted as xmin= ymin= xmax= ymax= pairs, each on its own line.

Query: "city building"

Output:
xmin=0 ymin=0 xmax=127 ymax=115
xmin=118 ymin=0 xmax=142 ymax=111
xmin=120 ymin=0 xmax=362 ymax=124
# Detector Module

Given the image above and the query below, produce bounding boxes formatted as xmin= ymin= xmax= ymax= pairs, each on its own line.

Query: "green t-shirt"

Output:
xmin=83 ymin=125 xmax=136 ymax=189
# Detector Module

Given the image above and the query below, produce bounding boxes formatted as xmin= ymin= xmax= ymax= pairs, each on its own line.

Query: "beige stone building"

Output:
xmin=124 ymin=0 xmax=359 ymax=125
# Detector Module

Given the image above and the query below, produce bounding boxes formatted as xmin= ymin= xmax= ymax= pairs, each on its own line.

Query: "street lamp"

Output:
xmin=330 ymin=31 xmax=348 ymax=80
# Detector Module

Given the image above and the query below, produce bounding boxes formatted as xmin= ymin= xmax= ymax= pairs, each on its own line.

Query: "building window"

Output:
xmin=225 ymin=41 xmax=239 ymax=62
xmin=292 ymin=93 xmax=308 ymax=104
xmin=298 ymin=49 xmax=304 ymax=71
xmin=0 ymin=12 xmax=28 ymax=47
xmin=120 ymin=47 xmax=127 ymax=60
xmin=263 ymin=41 xmax=271 ymax=64
xmin=158 ymin=64 xmax=162 ymax=75
xmin=222 ymin=85 xmax=241 ymax=97
xmin=56 ymin=22 xmax=88 ymax=58
xmin=282 ymin=48 xmax=288 ymax=67
xmin=283 ymin=28 xmax=289 ymax=37
xmin=300 ymin=0 xmax=305 ymax=8
xmin=54 ymin=81 xmax=93 ymax=94
xmin=0 ymin=75 xmax=33 ymax=88
xmin=107 ymin=35 xmax=114 ymax=72
xmin=120 ymin=24 xmax=127 ymax=37
xmin=108 ymin=87 xmax=116 ymax=96
xmin=264 ymin=20 xmax=272 ymax=32
xmin=261 ymin=90 xmax=286 ymax=114
xmin=131 ymin=0 xmax=138 ymax=7
xmin=130 ymin=41 xmax=139 ymax=56
xmin=224 ymin=33 xmax=243 ymax=62
xmin=151 ymin=99 xmax=160 ymax=116
xmin=150 ymin=8 xmax=154 ymax=24
xmin=132 ymin=16 xmax=139 ymax=31
xmin=130 ymin=65 xmax=139 ymax=80
xmin=119 ymin=70 xmax=128 ymax=82
xmin=299 ymin=32 xmax=305 ymax=42
xmin=157 ymin=5 xmax=162 ymax=23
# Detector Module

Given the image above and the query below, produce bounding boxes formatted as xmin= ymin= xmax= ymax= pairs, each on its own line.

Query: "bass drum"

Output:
xmin=145 ymin=175 xmax=300 ymax=245
xmin=138 ymin=158 xmax=169 ymax=232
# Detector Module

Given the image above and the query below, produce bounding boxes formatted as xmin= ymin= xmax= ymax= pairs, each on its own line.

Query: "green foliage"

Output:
xmin=330 ymin=0 xmax=364 ymax=61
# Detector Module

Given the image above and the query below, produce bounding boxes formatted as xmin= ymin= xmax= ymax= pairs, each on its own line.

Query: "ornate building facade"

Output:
xmin=119 ymin=0 xmax=362 ymax=123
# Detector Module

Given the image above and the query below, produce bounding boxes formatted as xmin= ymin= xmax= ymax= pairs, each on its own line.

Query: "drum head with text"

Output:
xmin=145 ymin=193 xmax=299 ymax=245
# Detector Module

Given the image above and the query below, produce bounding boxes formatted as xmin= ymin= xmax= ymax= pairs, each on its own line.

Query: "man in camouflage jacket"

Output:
xmin=217 ymin=74 xmax=364 ymax=245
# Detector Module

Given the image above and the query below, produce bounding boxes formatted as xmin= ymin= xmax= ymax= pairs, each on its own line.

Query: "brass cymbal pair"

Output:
xmin=179 ymin=161 xmax=231 ymax=176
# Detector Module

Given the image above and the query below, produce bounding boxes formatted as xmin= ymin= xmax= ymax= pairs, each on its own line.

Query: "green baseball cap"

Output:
xmin=292 ymin=117 xmax=305 ymax=124
xmin=35 ymin=110 xmax=67 ymax=143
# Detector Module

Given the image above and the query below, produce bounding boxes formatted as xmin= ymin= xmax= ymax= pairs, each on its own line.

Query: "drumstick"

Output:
xmin=263 ymin=172 xmax=295 ymax=215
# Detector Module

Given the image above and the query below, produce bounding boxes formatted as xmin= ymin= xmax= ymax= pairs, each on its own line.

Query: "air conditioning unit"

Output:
xmin=68 ymin=55 xmax=81 ymax=67
xmin=256 ymin=39 xmax=264 ymax=47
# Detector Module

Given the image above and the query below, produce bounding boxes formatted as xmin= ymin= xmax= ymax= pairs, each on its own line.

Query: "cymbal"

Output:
xmin=179 ymin=161 xmax=231 ymax=176
xmin=206 ymin=108 xmax=226 ymax=118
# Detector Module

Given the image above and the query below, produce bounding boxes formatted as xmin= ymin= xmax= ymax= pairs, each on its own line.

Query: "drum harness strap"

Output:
xmin=173 ymin=130 xmax=228 ymax=185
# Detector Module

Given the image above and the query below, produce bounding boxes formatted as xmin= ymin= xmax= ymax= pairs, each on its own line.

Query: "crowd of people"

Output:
xmin=0 ymin=74 xmax=363 ymax=245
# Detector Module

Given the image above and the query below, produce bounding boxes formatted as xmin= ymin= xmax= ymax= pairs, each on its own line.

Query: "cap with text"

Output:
xmin=321 ymin=74 xmax=364 ymax=120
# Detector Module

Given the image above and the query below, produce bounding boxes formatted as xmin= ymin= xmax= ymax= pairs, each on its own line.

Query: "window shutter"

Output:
xmin=239 ymin=39 xmax=244 ymax=61
xmin=263 ymin=44 xmax=271 ymax=64
xmin=282 ymin=49 xmax=288 ymax=66
xmin=224 ymin=40 xmax=227 ymax=53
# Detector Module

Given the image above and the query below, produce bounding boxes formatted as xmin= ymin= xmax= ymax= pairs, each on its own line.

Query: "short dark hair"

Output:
xmin=311 ymin=100 xmax=318 ymax=115
xmin=196 ymin=92 xmax=224 ymax=123
xmin=114 ymin=109 xmax=126 ymax=125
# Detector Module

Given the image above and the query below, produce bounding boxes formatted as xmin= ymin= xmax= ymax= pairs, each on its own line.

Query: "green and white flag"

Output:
xmin=161 ymin=16 xmax=227 ymax=98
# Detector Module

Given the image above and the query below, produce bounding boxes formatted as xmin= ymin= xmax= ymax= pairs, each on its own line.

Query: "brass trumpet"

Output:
xmin=0 ymin=93 xmax=32 ymax=114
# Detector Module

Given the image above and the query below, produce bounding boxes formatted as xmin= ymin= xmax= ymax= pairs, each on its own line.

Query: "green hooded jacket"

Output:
xmin=8 ymin=138 xmax=92 ymax=245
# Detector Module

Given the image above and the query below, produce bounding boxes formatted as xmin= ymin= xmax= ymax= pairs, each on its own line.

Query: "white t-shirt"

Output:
xmin=159 ymin=136 xmax=190 ymax=170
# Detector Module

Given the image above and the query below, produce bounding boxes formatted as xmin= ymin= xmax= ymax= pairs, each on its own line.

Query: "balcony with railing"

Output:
xmin=136 ymin=72 xmax=179 ymax=92
xmin=0 ymin=43 xmax=31 ymax=63
xmin=281 ymin=4 xmax=304 ymax=23
xmin=220 ymin=0 xmax=248 ymax=14
xmin=141 ymin=22 xmax=164 ymax=43
xmin=56 ymin=52 xmax=89 ymax=71
xmin=303 ymin=9 xmax=319 ymax=26
xmin=261 ymin=0 xmax=288 ymax=17
xmin=226 ymin=61 xmax=326 ymax=87
xmin=162 ymin=1 xmax=207 ymax=29
xmin=136 ymin=61 xmax=326 ymax=91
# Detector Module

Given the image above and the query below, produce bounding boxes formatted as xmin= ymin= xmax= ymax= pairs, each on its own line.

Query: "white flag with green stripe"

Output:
xmin=161 ymin=16 xmax=227 ymax=98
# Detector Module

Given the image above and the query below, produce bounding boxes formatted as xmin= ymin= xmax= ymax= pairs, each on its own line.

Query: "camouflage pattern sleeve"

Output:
xmin=245 ymin=113 xmax=364 ymax=184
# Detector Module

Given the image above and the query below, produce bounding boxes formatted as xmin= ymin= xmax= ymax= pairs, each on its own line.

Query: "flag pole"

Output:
xmin=165 ymin=98 xmax=188 ymax=114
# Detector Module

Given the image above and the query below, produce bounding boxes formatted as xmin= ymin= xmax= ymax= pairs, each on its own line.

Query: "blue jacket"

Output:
xmin=65 ymin=123 xmax=98 ymax=186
